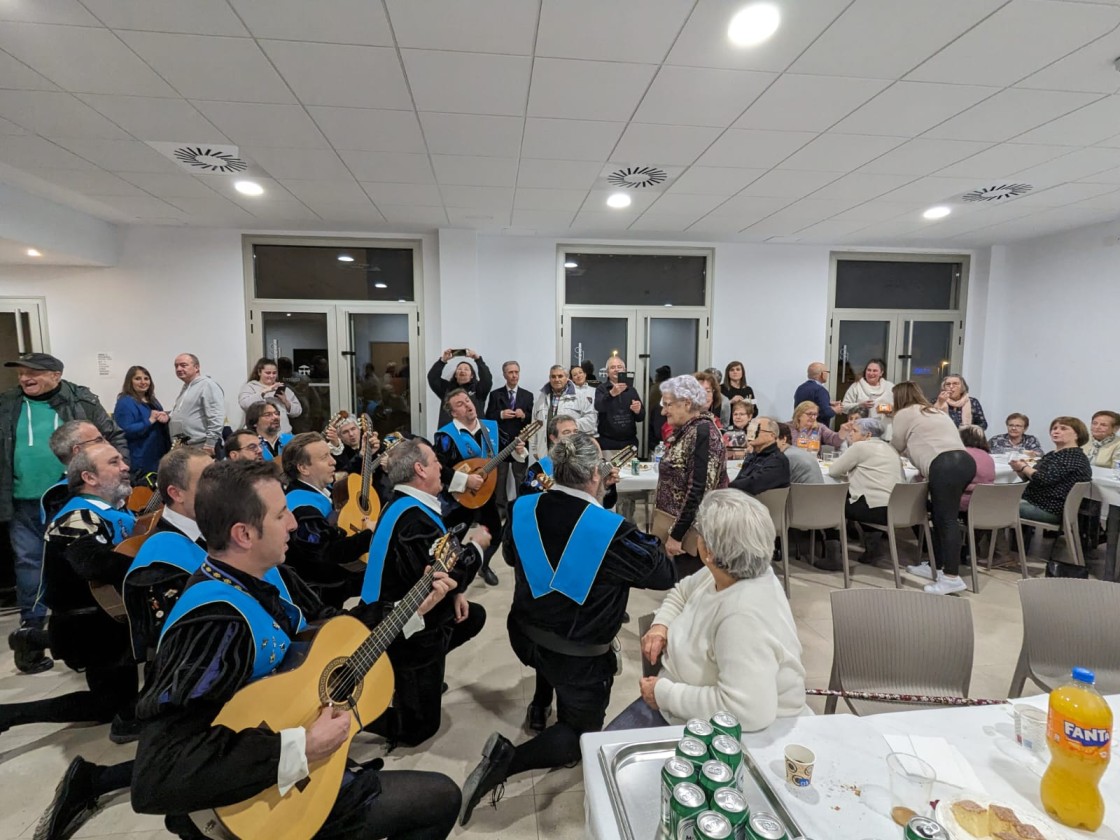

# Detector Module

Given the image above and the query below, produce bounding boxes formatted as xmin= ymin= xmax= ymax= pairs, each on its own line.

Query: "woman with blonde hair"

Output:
xmin=790 ymin=400 xmax=842 ymax=453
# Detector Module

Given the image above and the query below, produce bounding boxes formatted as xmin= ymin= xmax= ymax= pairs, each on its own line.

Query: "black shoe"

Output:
xmin=526 ymin=703 xmax=551 ymax=733
xmin=459 ymin=732 xmax=516 ymax=826
xmin=622 ymin=611 xmax=630 ymax=623
xmin=480 ymin=565 xmax=499 ymax=586
xmin=814 ymin=540 xmax=844 ymax=572
xmin=9 ymin=627 xmax=53 ymax=675
xmin=108 ymin=714 xmax=141 ymax=745
xmin=441 ymin=682 xmax=449 ymax=695
xmin=34 ymin=757 xmax=99 ymax=840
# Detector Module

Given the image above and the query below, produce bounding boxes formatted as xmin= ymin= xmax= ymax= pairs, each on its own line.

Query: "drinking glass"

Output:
xmin=886 ymin=752 xmax=936 ymax=821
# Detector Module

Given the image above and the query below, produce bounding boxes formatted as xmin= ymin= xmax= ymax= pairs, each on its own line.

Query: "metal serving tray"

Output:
xmin=598 ymin=738 xmax=804 ymax=840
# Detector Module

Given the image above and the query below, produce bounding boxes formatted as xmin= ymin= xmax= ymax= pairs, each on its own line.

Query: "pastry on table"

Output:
xmin=949 ymin=799 xmax=989 ymax=837
xmin=989 ymin=804 xmax=1022 ymax=835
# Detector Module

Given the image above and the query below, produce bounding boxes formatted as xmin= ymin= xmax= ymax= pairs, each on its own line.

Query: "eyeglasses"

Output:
xmin=75 ymin=435 xmax=105 ymax=447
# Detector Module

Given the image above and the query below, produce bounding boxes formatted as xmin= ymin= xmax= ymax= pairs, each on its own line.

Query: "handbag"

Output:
xmin=651 ymin=508 xmax=699 ymax=555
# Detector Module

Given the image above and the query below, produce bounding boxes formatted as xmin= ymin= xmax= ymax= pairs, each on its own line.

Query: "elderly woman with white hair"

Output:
xmin=826 ymin=418 xmax=904 ymax=561
xmin=608 ymin=489 xmax=807 ymax=730
xmin=653 ymin=374 xmax=729 ymax=575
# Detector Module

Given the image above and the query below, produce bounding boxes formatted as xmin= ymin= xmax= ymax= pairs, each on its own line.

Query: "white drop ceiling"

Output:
xmin=2 ymin=0 xmax=1120 ymax=247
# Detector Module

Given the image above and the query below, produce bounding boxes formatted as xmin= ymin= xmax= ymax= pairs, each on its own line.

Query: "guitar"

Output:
xmin=452 ymin=420 xmax=542 ymax=510
xmin=90 ymin=507 xmax=164 ymax=621
xmin=532 ymin=443 xmax=637 ymax=491
xmin=197 ymin=534 xmax=461 ymax=840
xmin=336 ymin=415 xmax=381 ymax=537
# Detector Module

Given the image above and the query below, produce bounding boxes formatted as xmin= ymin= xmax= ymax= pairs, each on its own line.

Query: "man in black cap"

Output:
xmin=0 ymin=352 xmax=127 ymax=673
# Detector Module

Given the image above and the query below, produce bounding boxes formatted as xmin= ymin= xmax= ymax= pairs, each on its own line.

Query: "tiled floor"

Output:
xmin=0 ymin=536 xmax=1066 ymax=840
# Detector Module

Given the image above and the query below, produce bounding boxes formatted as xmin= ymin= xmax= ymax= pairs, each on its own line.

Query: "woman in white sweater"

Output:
xmin=606 ymin=490 xmax=807 ymax=731
xmin=827 ymin=418 xmax=904 ymax=561
xmin=842 ymin=358 xmax=895 ymax=437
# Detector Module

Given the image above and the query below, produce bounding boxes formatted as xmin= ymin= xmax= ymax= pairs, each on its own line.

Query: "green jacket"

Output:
xmin=0 ymin=380 xmax=128 ymax=521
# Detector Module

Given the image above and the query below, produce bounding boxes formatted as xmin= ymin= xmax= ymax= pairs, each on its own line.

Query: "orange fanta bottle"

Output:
xmin=1040 ymin=667 xmax=1112 ymax=831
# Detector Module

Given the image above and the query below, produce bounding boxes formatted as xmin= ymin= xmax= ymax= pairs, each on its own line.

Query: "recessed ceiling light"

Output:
xmin=337 ymin=254 xmax=354 ymax=262
xmin=564 ymin=260 xmax=578 ymax=268
xmin=26 ymin=248 xmax=41 ymax=257
xmin=234 ymin=180 xmax=264 ymax=196
xmin=923 ymin=205 xmax=951 ymax=220
xmin=728 ymin=3 xmax=781 ymax=47
xmin=606 ymin=192 xmax=632 ymax=209
xmin=285 ymin=313 xmax=291 ymax=317
xmin=374 ymin=282 xmax=388 ymax=289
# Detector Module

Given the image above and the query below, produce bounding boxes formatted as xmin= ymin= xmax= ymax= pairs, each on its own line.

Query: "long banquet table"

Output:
xmin=582 ymin=694 xmax=1120 ymax=839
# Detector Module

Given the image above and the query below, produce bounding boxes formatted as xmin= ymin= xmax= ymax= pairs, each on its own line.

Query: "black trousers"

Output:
xmin=495 ymin=460 xmax=527 ymax=522
xmin=0 ymin=662 xmax=138 ymax=729
xmin=847 ymin=495 xmax=889 ymax=527
xmin=928 ymin=450 xmax=977 ymax=577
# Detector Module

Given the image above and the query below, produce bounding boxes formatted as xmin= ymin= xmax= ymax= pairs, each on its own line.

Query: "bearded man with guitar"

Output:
xmin=434 ymin=388 xmax=527 ymax=586
xmin=130 ymin=459 xmax=461 ymax=840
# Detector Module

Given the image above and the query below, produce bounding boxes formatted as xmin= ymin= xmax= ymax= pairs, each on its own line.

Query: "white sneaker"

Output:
xmin=924 ymin=576 xmax=967 ymax=595
xmin=905 ymin=562 xmax=940 ymax=581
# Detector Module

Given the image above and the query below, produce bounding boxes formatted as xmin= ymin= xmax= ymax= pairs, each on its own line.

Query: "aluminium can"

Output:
xmin=710 ymin=710 xmax=743 ymax=741
xmin=698 ymin=759 xmax=734 ymax=799
xmin=904 ymin=816 xmax=950 ymax=840
xmin=661 ymin=757 xmax=698 ymax=828
xmin=710 ymin=733 xmax=744 ymax=789
xmin=695 ymin=810 xmax=733 ymax=840
xmin=669 ymin=782 xmax=707 ymax=840
xmin=685 ymin=717 xmax=716 ymax=747
xmin=676 ymin=736 xmax=710 ymax=766
xmin=745 ymin=812 xmax=787 ymax=840
xmin=630 ymin=458 xmax=640 ymax=475
xmin=711 ymin=787 xmax=749 ymax=840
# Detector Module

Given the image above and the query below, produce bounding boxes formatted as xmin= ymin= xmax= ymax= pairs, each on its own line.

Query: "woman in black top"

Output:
xmin=721 ymin=360 xmax=755 ymax=403
xmin=427 ymin=348 xmax=492 ymax=427
xmin=1011 ymin=415 xmax=1093 ymax=526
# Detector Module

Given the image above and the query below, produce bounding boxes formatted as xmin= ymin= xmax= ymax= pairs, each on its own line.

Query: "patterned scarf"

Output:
xmin=947 ymin=395 xmax=972 ymax=426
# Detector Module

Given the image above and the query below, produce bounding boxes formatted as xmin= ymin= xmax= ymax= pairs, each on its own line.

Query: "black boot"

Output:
xmin=816 ymin=540 xmax=843 ymax=571
xmin=9 ymin=625 xmax=53 ymax=675
xmin=34 ymin=757 xmax=99 ymax=840
xmin=525 ymin=703 xmax=551 ymax=733
xmin=479 ymin=562 xmax=499 ymax=586
xmin=858 ymin=532 xmax=883 ymax=565
xmin=459 ymin=732 xmax=516 ymax=826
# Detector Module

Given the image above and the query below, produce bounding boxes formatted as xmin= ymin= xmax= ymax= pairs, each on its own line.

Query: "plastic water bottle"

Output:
xmin=653 ymin=442 xmax=665 ymax=473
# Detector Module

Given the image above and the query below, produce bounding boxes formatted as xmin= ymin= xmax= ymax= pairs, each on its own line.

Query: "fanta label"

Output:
xmin=1049 ymin=711 xmax=1112 ymax=760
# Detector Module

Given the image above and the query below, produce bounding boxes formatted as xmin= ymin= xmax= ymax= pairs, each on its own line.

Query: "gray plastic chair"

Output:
xmin=756 ymin=487 xmax=791 ymax=597
xmin=1019 ymin=480 xmax=1094 ymax=567
xmin=966 ymin=482 xmax=1028 ymax=593
xmin=787 ymin=482 xmax=852 ymax=587
xmin=827 ymin=589 xmax=974 ymax=715
xmin=1009 ymin=578 xmax=1120 ymax=697
xmin=859 ymin=480 xmax=934 ymax=590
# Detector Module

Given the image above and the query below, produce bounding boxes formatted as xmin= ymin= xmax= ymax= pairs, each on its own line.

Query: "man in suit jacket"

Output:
xmin=486 ymin=360 xmax=534 ymax=521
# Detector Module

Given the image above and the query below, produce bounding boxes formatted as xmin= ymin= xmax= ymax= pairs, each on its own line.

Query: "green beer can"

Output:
xmin=710 ymin=733 xmax=745 ymax=790
xmin=685 ymin=717 xmax=716 ymax=747
xmin=745 ymin=812 xmax=787 ymax=840
xmin=698 ymin=759 xmax=734 ymax=799
xmin=670 ymin=782 xmax=707 ymax=840
xmin=676 ymin=736 xmax=710 ymax=766
xmin=695 ymin=810 xmax=733 ymax=840
xmin=711 ymin=787 xmax=749 ymax=840
xmin=904 ymin=817 xmax=950 ymax=840
xmin=661 ymin=757 xmax=698 ymax=828
xmin=710 ymin=710 xmax=742 ymax=741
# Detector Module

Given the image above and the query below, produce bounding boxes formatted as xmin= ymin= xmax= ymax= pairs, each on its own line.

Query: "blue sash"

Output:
xmin=510 ymin=494 xmax=622 ymax=605
xmin=261 ymin=433 xmax=293 ymax=462
xmin=285 ymin=487 xmax=333 ymax=518
xmin=539 ymin=456 xmax=553 ymax=476
xmin=159 ymin=564 xmax=307 ymax=682
xmin=125 ymin=531 xmax=207 ymax=581
xmin=39 ymin=479 xmax=67 ymax=524
xmin=437 ymin=419 xmax=498 ymax=459
xmin=360 ymin=496 xmax=445 ymax=604
xmin=51 ymin=496 xmax=136 ymax=545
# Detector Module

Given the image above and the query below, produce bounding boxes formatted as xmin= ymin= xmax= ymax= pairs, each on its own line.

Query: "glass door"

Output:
xmin=833 ymin=317 xmax=892 ymax=405
xmin=566 ymin=311 xmax=635 ymax=384
xmin=0 ymin=299 xmax=48 ymax=392
xmin=899 ymin=317 xmax=959 ymax=399
xmin=252 ymin=307 xmax=337 ymax=434
xmin=341 ymin=307 xmax=419 ymax=436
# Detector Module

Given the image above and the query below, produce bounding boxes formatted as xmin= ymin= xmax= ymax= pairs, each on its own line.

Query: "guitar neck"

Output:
xmin=357 ymin=442 xmax=375 ymax=505
xmin=142 ymin=490 xmax=163 ymax=514
xmin=476 ymin=422 xmax=540 ymax=477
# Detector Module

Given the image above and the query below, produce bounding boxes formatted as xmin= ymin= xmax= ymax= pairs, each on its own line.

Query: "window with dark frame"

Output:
xmin=253 ymin=244 xmax=415 ymax=301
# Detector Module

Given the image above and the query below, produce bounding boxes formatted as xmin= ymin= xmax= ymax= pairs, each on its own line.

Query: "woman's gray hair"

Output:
xmin=660 ymin=375 xmax=707 ymax=411
xmin=856 ymin=418 xmax=883 ymax=438
xmin=694 ymin=489 xmax=776 ymax=580
xmin=550 ymin=431 xmax=602 ymax=487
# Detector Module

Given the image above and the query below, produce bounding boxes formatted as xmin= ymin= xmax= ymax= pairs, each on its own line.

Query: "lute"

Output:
xmin=452 ymin=420 xmax=542 ymax=509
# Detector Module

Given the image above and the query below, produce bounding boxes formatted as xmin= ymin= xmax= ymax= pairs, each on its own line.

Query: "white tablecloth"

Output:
xmin=582 ymin=695 xmax=1120 ymax=839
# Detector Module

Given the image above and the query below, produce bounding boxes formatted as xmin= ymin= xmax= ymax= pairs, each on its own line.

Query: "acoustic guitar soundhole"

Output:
xmin=319 ymin=657 xmax=365 ymax=706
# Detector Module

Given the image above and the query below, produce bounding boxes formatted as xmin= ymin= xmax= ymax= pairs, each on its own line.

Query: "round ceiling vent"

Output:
xmin=172 ymin=145 xmax=249 ymax=173
xmin=962 ymin=183 xmax=1032 ymax=202
xmin=607 ymin=165 xmax=668 ymax=189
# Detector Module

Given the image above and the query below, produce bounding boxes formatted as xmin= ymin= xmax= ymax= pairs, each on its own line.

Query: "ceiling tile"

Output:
xmin=832 ymin=82 xmax=998 ymax=137
xmin=191 ymin=102 xmax=329 ymax=149
xmin=278 ymin=179 xmax=368 ymax=203
xmin=361 ymin=183 xmax=443 ymax=206
xmin=378 ymin=205 xmax=449 ymax=225
xmin=664 ymin=166 xmax=767 ymax=195
xmin=166 ymin=195 xmax=257 ymax=221
xmin=446 ymin=208 xmax=508 ymax=229
xmin=694 ymin=129 xmax=817 ymax=169
xmin=687 ymin=216 xmax=754 ymax=235
xmin=1016 ymin=27 xmax=1120 ymax=93
xmin=516 ymin=159 xmax=603 ymax=190
xmin=794 ymin=218 xmax=877 ymax=240
xmin=644 ymin=193 xmax=729 ymax=215
xmin=118 ymin=172 xmax=224 ymax=198
xmin=339 ymin=151 xmax=434 ymax=183
xmin=1009 ymin=182 xmax=1120 ymax=207
xmin=571 ymin=210 xmax=642 ymax=231
xmin=230 ymin=0 xmax=393 ymax=44
xmin=520 ymin=118 xmax=625 ymax=161
xmin=0 ymin=115 xmax=27 ymax=135
xmin=118 ymin=32 xmax=295 ymax=103
xmin=906 ymin=0 xmax=1120 ymax=86
xmin=308 ymin=202 xmax=386 ymax=224
xmin=440 ymin=185 xmax=513 ymax=210
xmin=611 ymin=123 xmax=723 ymax=166
xmin=0 ymin=2 xmax=99 ymax=25
xmin=1076 ymin=165 xmax=1120 ymax=184
xmin=511 ymin=209 xmax=576 ymax=229
xmin=829 ymin=201 xmax=927 ymax=222
xmin=419 ymin=113 xmax=523 ymax=157
xmin=629 ymin=212 xmax=705 ymax=232
xmin=386 ymin=0 xmax=537 ymax=54
xmin=702 ymin=194 xmax=789 ymax=219
xmin=87 ymin=194 xmax=185 ymax=219
xmin=50 ymin=137 xmax=178 ymax=172
xmin=402 ymin=51 xmax=530 ymax=117
xmin=431 ymin=155 xmax=518 ymax=187
xmin=667 ymin=0 xmax=851 ymax=72
xmin=633 ymin=66 xmax=775 ymax=128
xmin=78 ymin=94 xmax=227 ymax=142
xmin=306 ymin=107 xmax=423 ymax=153
xmin=0 ymin=135 xmax=99 ymax=170
xmin=805 ymin=172 xmax=914 ymax=204
xmin=528 ymin=59 xmax=657 ymax=121
xmin=259 ymin=41 xmax=411 ymax=110
xmin=874 ymin=176 xmax=987 ymax=204
xmin=32 ymin=168 xmax=149 ymax=196
xmin=242 ymin=147 xmax=352 ymax=180
xmin=924 ymin=89 xmax=1101 ymax=142
xmin=0 ymin=50 xmax=60 ymax=91
xmin=0 ymin=90 xmax=130 ymax=138
xmin=1014 ymin=96 xmax=1120 ymax=146
xmin=791 ymin=0 xmax=1005 ymax=78
xmin=779 ymin=133 xmax=907 ymax=172
xmin=738 ymin=169 xmax=839 ymax=199
xmin=82 ymin=0 xmax=249 ymax=35
xmin=581 ymin=188 xmax=660 ymax=213
xmin=935 ymin=143 xmax=1073 ymax=179
xmin=1011 ymin=147 xmax=1120 ymax=184
xmin=857 ymin=139 xmax=992 ymax=176
xmin=536 ymin=0 xmax=693 ymax=63
xmin=734 ymin=75 xmax=890 ymax=132
xmin=513 ymin=188 xmax=589 ymax=211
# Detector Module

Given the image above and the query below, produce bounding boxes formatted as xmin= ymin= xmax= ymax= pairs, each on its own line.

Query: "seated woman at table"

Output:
xmin=607 ymin=490 xmax=806 ymax=731
xmin=959 ymin=425 xmax=996 ymax=512
xmin=1083 ymin=410 xmax=1120 ymax=467
xmin=827 ymin=419 xmax=903 ymax=561
xmin=722 ymin=399 xmax=755 ymax=459
xmin=841 ymin=358 xmax=894 ymax=427
xmin=935 ymin=374 xmax=987 ymax=430
xmin=1013 ymin=415 xmax=1093 ymax=518
xmin=790 ymin=400 xmax=842 ymax=454
xmin=988 ymin=413 xmax=1043 ymax=456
